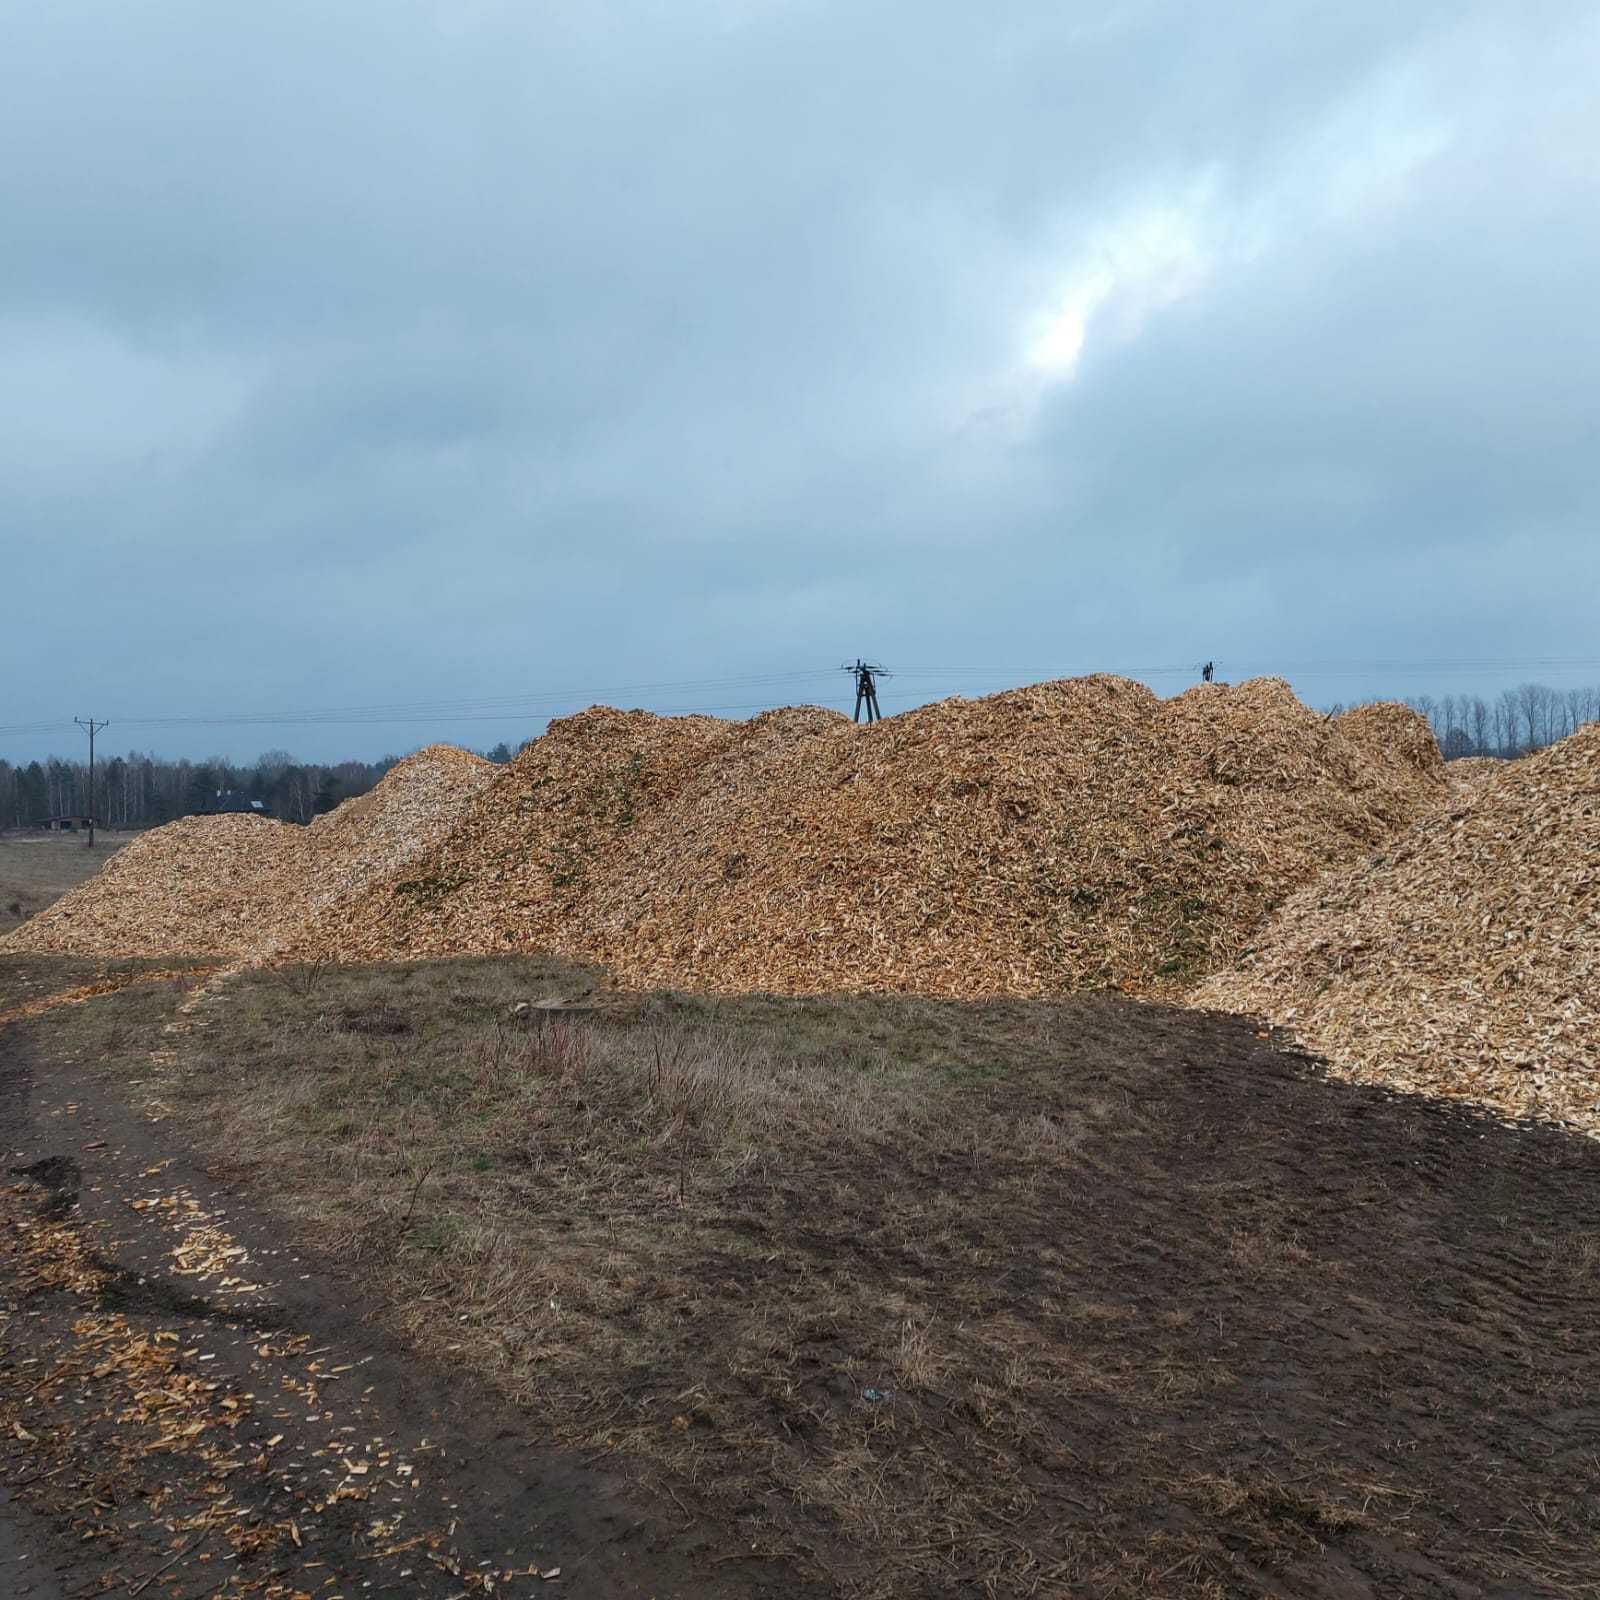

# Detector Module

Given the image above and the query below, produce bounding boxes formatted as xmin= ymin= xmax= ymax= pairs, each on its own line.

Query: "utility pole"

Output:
xmin=841 ymin=659 xmax=888 ymax=724
xmin=75 ymin=718 xmax=109 ymax=848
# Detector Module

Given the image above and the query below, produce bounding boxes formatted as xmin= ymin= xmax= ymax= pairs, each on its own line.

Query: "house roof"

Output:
xmin=198 ymin=792 xmax=271 ymax=815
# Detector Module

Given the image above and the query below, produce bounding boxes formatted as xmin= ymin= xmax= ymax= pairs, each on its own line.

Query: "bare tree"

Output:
xmin=1439 ymin=694 xmax=1460 ymax=750
xmin=1514 ymin=683 xmax=1545 ymax=754
xmin=1469 ymin=696 xmax=1490 ymax=756
xmin=1492 ymin=690 xmax=1516 ymax=756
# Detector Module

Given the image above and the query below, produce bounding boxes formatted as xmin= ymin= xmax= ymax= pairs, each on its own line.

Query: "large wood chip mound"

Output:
xmin=1194 ymin=724 xmax=1600 ymax=1136
xmin=2 ymin=744 xmax=496 ymax=961
xmin=287 ymin=676 xmax=1445 ymax=998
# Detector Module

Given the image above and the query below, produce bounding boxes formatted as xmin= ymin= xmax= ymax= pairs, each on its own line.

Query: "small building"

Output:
xmin=40 ymin=814 xmax=96 ymax=833
xmin=196 ymin=791 xmax=273 ymax=818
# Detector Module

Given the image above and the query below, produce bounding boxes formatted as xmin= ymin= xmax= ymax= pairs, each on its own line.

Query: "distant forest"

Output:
xmin=1383 ymin=681 xmax=1599 ymax=759
xmin=2 ymin=683 xmax=1596 ymax=832
xmin=0 ymin=741 xmax=518 ymax=831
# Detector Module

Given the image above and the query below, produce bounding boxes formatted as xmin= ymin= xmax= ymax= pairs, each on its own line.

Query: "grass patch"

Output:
xmin=0 ymin=834 xmax=130 ymax=935
xmin=19 ymin=955 xmax=1600 ymax=1599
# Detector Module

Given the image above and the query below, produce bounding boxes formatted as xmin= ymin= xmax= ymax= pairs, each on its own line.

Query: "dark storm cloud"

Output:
xmin=4 ymin=2 xmax=1597 ymax=761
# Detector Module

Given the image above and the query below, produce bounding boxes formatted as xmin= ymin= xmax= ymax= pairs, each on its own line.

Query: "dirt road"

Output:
xmin=0 ymin=1021 xmax=810 ymax=1600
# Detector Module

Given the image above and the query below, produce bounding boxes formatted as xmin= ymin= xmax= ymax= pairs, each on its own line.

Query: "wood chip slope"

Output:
xmin=0 ymin=815 xmax=314 ymax=960
xmin=1193 ymin=723 xmax=1600 ymax=1136
xmin=292 ymin=677 xmax=1445 ymax=998
xmin=1 ymin=744 xmax=495 ymax=961
xmin=299 ymin=744 xmax=499 ymax=922
xmin=1445 ymin=754 xmax=1509 ymax=802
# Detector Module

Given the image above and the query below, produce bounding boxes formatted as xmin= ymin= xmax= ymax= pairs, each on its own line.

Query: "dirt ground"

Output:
xmin=2 ymin=954 xmax=1598 ymax=1598
xmin=0 ymin=958 xmax=812 ymax=1599
xmin=0 ymin=835 xmax=129 ymax=936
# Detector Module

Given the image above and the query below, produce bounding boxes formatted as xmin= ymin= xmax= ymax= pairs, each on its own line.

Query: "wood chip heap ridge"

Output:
xmin=1 ymin=744 xmax=496 ymax=961
xmin=288 ymin=676 xmax=1445 ymax=998
xmin=1193 ymin=724 xmax=1600 ymax=1137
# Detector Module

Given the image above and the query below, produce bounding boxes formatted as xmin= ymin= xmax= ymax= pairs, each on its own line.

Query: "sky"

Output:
xmin=4 ymin=1 xmax=1599 ymax=763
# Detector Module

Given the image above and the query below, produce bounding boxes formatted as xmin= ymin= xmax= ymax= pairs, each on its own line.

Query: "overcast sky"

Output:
xmin=5 ymin=2 xmax=1598 ymax=763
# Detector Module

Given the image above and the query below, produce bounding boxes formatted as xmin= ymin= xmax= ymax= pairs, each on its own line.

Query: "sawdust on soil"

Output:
xmin=1194 ymin=722 xmax=1600 ymax=1136
xmin=290 ymin=677 xmax=1445 ymax=998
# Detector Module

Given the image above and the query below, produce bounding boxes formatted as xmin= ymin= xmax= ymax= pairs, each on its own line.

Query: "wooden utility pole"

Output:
xmin=75 ymin=718 xmax=109 ymax=848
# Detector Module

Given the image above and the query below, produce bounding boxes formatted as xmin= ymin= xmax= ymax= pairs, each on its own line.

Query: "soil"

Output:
xmin=0 ymin=985 xmax=816 ymax=1599
xmin=3 ymin=957 xmax=1599 ymax=1598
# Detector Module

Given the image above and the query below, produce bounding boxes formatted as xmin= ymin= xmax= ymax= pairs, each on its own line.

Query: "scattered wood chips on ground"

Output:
xmin=288 ymin=676 xmax=1443 ymax=998
xmin=1194 ymin=724 xmax=1600 ymax=1137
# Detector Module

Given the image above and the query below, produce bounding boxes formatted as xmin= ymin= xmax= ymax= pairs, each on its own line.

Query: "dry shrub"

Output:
xmin=1179 ymin=1470 xmax=1373 ymax=1535
xmin=893 ymin=1318 xmax=944 ymax=1389
xmin=1546 ymin=1231 xmax=1600 ymax=1286
xmin=1227 ymin=1229 xmax=1315 ymax=1275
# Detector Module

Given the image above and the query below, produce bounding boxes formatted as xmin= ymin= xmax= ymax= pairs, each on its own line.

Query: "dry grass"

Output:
xmin=0 ymin=833 xmax=128 ymax=934
xmin=35 ymin=955 xmax=1590 ymax=1599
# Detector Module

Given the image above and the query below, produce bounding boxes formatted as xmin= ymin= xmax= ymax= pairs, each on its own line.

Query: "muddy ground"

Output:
xmin=2 ymin=954 xmax=1598 ymax=1598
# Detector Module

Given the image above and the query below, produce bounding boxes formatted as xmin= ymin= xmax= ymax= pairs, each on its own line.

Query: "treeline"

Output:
xmin=1385 ymin=682 xmax=1598 ymax=759
xmin=0 ymin=742 xmax=517 ymax=831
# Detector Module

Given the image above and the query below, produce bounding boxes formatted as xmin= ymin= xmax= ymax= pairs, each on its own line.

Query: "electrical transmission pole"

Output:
xmin=75 ymin=718 xmax=109 ymax=848
xmin=841 ymin=659 xmax=888 ymax=724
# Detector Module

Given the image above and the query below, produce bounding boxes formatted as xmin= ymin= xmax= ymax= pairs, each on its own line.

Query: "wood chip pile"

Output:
xmin=298 ymin=744 xmax=499 ymax=923
xmin=289 ymin=677 xmax=1445 ymax=998
xmin=1193 ymin=724 xmax=1600 ymax=1136
xmin=1445 ymin=754 xmax=1508 ymax=801
xmin=0 ymin=816 xmax=313 ymax=959
xmin=1 ymin=744 xmax=495 ymax=961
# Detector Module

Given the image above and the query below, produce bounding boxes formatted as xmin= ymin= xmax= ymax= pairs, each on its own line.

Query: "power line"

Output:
xmin=76 ymin=670 xmax=845 ymax=730
xmin=892 ymin=656 xmax=1600 ymax=679
xmin=0 ymin=670 xmax=841 ymax=737
xmin=5 ymin=654 xmax=1600 ymax=741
